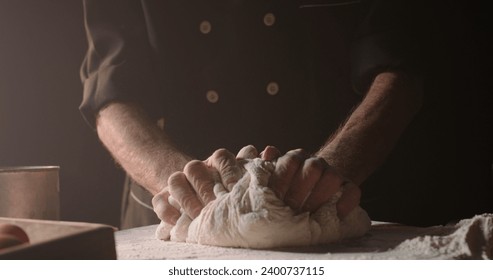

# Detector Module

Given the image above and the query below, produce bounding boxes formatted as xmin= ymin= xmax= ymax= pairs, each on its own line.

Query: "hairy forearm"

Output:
xmin=96 ymin=102 xmax=192 ymax=195
xmin=317 ymin=71 xmax=423 ymax=185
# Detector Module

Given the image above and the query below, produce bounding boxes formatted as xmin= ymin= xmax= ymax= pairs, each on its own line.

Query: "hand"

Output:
xmin=267 ymin=149 xmax=361 ymax=219
xmin=152 ymin=147 xmax=246 ymax=225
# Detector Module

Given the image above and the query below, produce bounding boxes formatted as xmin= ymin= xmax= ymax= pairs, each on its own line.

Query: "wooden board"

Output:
xmin=0 ymin=217 xmax=116 ymax=259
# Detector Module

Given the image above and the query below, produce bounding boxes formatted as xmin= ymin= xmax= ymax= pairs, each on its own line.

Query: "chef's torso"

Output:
xmin=141 ymin=0 xmax=365 ymax=158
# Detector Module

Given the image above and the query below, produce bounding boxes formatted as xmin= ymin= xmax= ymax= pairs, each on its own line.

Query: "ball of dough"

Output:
xmin=156 ymin=158 xmax=371 ymax=248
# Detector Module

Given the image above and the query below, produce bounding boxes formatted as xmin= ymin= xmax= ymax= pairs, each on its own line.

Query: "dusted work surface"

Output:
xmin=115 ymin=214 xmax=492 ymax=260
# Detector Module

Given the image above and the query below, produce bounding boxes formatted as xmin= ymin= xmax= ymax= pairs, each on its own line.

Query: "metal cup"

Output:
xmin=0 ymin=166 xmax=60 ymax=220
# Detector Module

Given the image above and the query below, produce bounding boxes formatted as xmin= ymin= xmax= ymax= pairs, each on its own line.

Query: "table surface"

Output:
xmin=115 ymin=221 xmax=467 ymax=260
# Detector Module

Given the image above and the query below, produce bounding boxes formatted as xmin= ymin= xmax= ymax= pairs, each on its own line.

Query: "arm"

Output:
xmin=96 ymin=101 xmax=192 ymax=196
xmin=313 ymin=71 xmax=422 ymax=216
xmin=97 ymin=101 xmax=245 ymax=224
xmin=317 ymin=71 xmax=423 ymax=186
xmin=267 ymin=71 xmax=422 ymax=218
xmin=96 ymin=101 xmax=192 ymax=224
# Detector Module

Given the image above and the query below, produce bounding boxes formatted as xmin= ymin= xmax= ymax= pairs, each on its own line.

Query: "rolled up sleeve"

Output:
xmin=351 ymin=0 xmax=427 ymax=94
xmin=80 ymin=0 xmax=163 ymax=128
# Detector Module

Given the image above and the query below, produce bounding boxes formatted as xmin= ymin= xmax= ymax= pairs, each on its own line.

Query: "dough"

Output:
xmin=156 ymin=158 xmax=371 ymax=248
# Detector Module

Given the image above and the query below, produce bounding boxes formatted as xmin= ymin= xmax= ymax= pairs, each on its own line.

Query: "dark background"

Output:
xmin=0 ymin=0 xmax=124 ymax=227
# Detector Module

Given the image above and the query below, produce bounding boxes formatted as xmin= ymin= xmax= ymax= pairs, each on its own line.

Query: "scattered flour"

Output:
xmin=155 ymin=158 xmax=371 ymax=249
xmin=393 ymin=214 xmax=493 ymax=259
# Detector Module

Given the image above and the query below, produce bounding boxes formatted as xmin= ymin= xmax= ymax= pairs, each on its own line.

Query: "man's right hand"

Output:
xmin=268 ymin=148 xmax=361 ymax=219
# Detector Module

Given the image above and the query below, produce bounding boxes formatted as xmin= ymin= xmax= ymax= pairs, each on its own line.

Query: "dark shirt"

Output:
xmin=80 ymin=0 xmax=492 ymax=226
xmin=80 ymin=0 xmax=421 ymax=156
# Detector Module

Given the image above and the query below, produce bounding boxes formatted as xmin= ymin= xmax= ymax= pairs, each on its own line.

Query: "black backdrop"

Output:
xmin=0 ymin=0 xmax=124 ymax=227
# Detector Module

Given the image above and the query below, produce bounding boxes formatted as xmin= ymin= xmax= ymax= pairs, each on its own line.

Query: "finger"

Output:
xmin=168 ymin=195 xmax=181 ymax=210
xmin=236 ymin=145 xmax=258 ymax=159
xmin=284 ymin=157 xmax=325 ymax=211
xmin=155 ymin=220 xmax=174 ymax=240
xmin=268 ymin=149 xmax=308 ymax=200
xmin=260 ymin=146 xmax=281 ymax=161
xmin=152 ymin=187 xmax=181 ymax=225
xmin=336 ymin=184 xmax=362 ymax=219
xmin=183 ymin=160 xmax=216 ymax=205
xmin=168 ymin=172 xmax=203 ymax=219
xmin=300 ymin=167 xmax=343 ymax=212
xmin=206 ymin=148 xmax=242 ymax=190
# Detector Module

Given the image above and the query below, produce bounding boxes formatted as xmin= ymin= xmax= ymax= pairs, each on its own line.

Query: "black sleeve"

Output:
xmin=79 ymin=0 xmax=163 ymax=128
xmin=351 ymin=0 xmax=428 ymax=94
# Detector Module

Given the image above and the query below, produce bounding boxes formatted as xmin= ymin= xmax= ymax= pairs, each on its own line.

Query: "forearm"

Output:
xmin=96 ymin=102 xmax=192 ymax=195
xmin=317 ymin=71 xmax=423 ymax=185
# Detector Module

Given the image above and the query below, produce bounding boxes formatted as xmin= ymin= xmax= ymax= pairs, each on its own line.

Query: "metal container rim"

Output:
xmin=0 ymin=166 xmax=60 ymax=173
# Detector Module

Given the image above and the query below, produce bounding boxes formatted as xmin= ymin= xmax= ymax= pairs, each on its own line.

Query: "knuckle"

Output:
xmin=212 ymin=148 xmax=232 ymax=160
xmin=242 ymin=145 xmax=256 ymax=152
xmin=209 ymin=149 xmax=238 ymax=171
xmin=151 ymin=191 xmax=169 ymax=208
xmin=180 ymin=193 xmax=200 ymax=209
xmin=286 ymin=148 xmax=308 ymax=158
xmin=184 ymin=160 xmax=205 ymax=174
xmin=238 ymin=145 xmax=258 ymax=159
xmin=168 ymin=172 xmax=187 ymax=186
xmin=153 ymin=200 xmax=174 ymax=221
xmin=169 ymin=184 xmax=190 ymax=200
xmin=304 ymin=157 xmax=325 ymax=171
xmin=279 ymin=155 xmax=302 ymax=173
xmin=260 ymin=146 xmax=278 ymax=160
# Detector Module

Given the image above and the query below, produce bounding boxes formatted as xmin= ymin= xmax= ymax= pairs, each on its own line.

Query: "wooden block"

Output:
xmin=0 ymin=217 xmax=116 ymax=259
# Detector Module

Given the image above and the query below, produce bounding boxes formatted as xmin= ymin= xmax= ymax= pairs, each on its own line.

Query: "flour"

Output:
xmin=393 ymin=214 xmax=493 ymax=259
xmin=156 ymin=158 xmax=371 ymax=249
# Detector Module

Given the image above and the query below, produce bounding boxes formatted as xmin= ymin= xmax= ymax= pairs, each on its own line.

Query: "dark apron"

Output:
xmin=121 ymin=177 xmax=160 ymax=229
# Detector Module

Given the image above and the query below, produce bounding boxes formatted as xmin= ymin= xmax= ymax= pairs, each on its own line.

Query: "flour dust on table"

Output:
xmin=393 ymin=213 xmax=493 ymax=259
xmin=155 ymin=158 xmax=371 ymax=249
